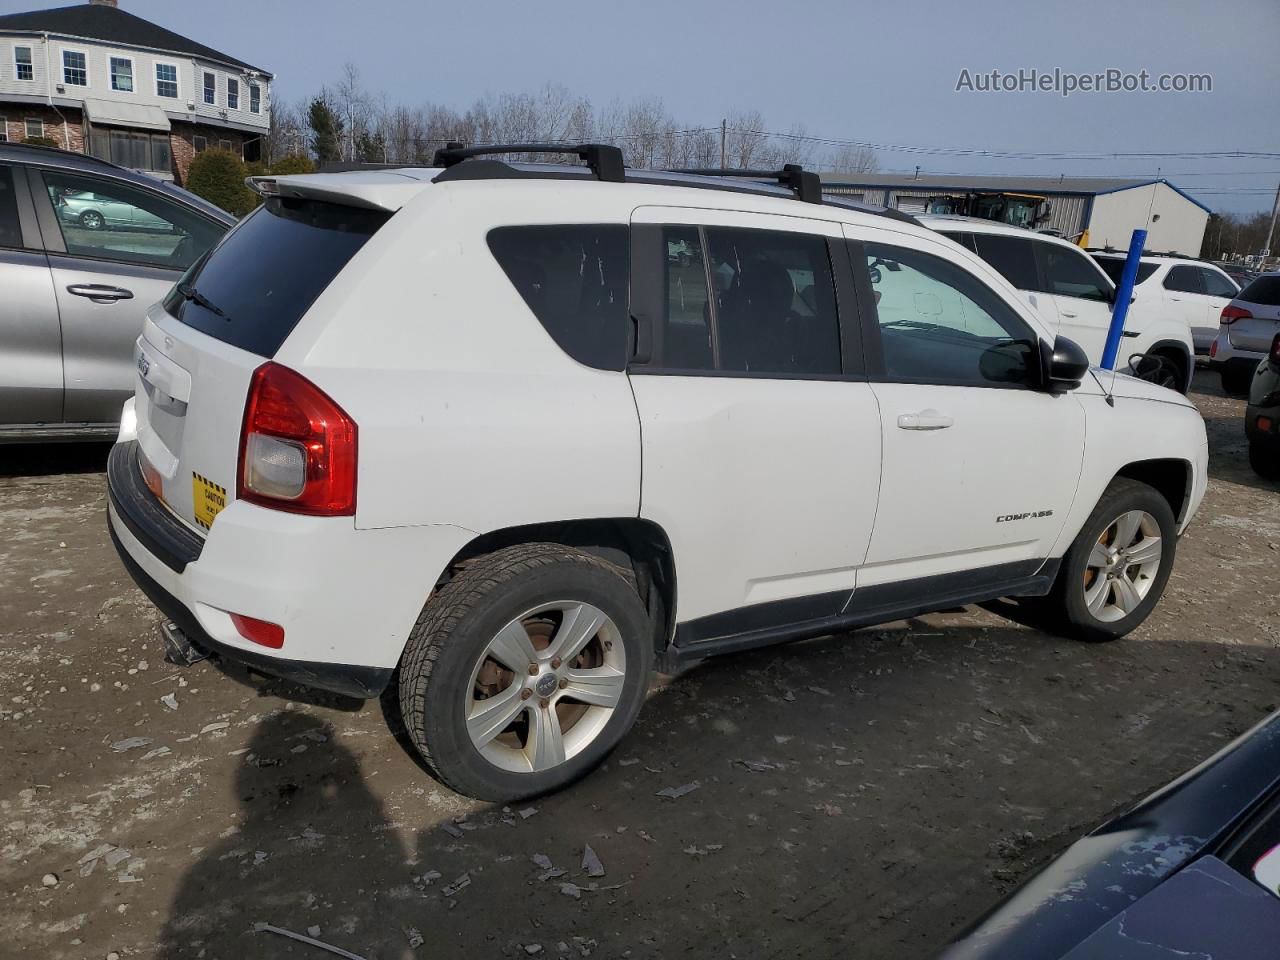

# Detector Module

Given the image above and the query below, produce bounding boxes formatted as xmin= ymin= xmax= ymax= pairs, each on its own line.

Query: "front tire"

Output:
xmin=1250 ymin=441 xmax=1280 ymax=481
xmin=79 ymin=210 xmax=104 ymax=230
xmin=398 ymin=543 xmax=652 ymax=801
xmin=1036 ymin=478 xmax=1177 ymax=643
xmin=1221 ymin=366 xmax=1253 ymax=396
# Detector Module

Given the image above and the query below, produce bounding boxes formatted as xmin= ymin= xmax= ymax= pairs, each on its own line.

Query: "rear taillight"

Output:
xmin=1221 ymin=305 xmax=1252 ymax=325
xmin=238 ymin=362 xmax=357 ymax=516
xmin=1271 ymin=334 xmax=1280 ymax=366
xmin=1209 ymin=339 xmax=1218 ymax=359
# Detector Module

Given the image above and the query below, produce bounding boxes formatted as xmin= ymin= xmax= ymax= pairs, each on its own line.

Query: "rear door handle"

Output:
xmin=67 ymin=283 xmax=134 ymax=303
xmin=1060 ymin=311 xmax=1078 ymax=318
xmin=897 ymin=410 xmax=954 ymax=431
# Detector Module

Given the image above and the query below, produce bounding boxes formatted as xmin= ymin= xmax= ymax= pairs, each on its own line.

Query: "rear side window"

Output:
xmin=1091 ymin=256 xmax=1158 ymax=286
xmin=706 ymin=227 xmax=841 ymax=376
xmin=488 ymin=225 xmax=629 ymax=371
xmin=1240 ymin=276 xmax=1280 ymax=306
xmin=168 ymin=196 xmax=389 ymax=357
xmin=1163 ymin=265 xmax=1203 ymax=294
xmin=970 ymin=233 xmax=1039 ymax=291
xmin=1200 ymin=268 xmax=1238 ymax=298
xmin=1035 ymin=242 xmax=1111 ymax=301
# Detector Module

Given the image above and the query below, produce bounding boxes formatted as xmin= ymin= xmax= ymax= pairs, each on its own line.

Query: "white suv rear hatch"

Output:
xmin=132 ymin=189 xmax=394 ymax=534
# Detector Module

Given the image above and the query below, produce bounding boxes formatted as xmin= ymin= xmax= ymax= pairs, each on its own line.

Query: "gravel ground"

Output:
xmin=2 ymin=370 xmax=1278 ymax=960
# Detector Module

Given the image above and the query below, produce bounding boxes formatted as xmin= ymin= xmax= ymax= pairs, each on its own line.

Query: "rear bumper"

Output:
xmin=106 ymin=440 xmax=476 ymax=700
xmin=109 ymin=519 xmax=392 ymax=699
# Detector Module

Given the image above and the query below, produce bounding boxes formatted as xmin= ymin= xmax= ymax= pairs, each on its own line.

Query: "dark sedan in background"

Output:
xmin=942 ymin=709 xmax=1280 ymax=958
xmin=1246 ymin=333 xmax=1280 ymax=480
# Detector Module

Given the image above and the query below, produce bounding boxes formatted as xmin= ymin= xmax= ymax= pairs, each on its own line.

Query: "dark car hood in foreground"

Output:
xmin=942 ymin=709 xmax=1280 ymax=959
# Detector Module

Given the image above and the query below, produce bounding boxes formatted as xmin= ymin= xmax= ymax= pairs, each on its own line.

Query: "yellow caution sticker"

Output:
xmin=191 ymin=472 xmax=227 ymax=530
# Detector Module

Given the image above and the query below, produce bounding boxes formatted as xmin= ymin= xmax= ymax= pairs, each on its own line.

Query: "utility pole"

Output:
xmin=1262 ymin=179 xmax=1280 ymax=270
xmin=720 ymin=118 xmax=726 ymax=170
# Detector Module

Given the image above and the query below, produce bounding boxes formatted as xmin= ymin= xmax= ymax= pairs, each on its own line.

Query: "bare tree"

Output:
xmin=825 ymin=143 xmax=879 ymax=174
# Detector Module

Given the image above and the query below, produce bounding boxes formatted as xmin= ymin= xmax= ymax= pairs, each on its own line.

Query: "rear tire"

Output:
xmin=1033 ymin=478 xmax=1177 ymax=643
xmin=79 ymin=210 xmax=104 ymax=230
xmin=1250 ymin=441 xmax=1280 ymax=481
xmin=398 ymin=543 xmax=652 ymax=801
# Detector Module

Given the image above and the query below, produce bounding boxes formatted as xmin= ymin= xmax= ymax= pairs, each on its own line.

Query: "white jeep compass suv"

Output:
xmin=108 ymin=145 xmax=1209 ymax=800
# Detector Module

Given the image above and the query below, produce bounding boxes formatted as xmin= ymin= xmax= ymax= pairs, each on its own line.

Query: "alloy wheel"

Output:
xmin=1082 ymin=510 xmax=1163 ymax=622
xmin=465 ymin=601 xmax=626 ymax=774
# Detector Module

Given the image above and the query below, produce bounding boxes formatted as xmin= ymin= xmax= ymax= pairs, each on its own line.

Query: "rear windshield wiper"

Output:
xmin=177 ymin=282 xmax=230 ymax=321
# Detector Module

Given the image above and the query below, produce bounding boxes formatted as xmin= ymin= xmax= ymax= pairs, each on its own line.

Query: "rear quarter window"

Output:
xmin=1240 ymin=276 xmax=1280 ymax=306
xmin=487 ymin=225 xmax=630 ymax=371
xmin=167 ymin=196 xmax=389 ymax=357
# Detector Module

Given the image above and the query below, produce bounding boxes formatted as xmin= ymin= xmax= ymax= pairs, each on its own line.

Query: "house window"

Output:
xmin=0 ymin=119 xmax=8 ymax=142
xmin=249 ymin=84 xmax=261 ymax=114
xmin=193 ymin=135 xmax=207 ymax=152
xmin=219 ymin=139 xmax=234 ymax=153
xmin=202 ymin=71 xmax=216 ymax=105
xmin=25 ymin=118 xmax=44 ymax=139
xmin=62 ymin=50 xmax=87 ymax=86
xmin=226 ymin=78 xmax=239 ymax=110
xmin=89 ymin=128 xmax=173 ymax=173
xmin=110 ymin=57 xmax=133 ymax=92
xmin=14 ymin=46 xmax=33 ymax=81
xmin=155 ymin=63 xmax=178 ymax=98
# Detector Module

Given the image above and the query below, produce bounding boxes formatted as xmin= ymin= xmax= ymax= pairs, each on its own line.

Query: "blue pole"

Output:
xmin=1101 ymin=228 xmax=1147 ymax=370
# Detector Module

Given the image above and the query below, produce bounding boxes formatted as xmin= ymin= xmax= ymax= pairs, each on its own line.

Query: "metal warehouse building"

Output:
xmin=818 ymin=173 xmax=1212 ymax=256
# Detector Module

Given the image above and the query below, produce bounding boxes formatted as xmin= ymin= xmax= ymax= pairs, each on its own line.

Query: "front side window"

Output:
xmin=202 ymin=71 xmax=216 ymax=105
xmin=488 ymin=224 xmax=630 ymax=371
xmin=1036 ymin=242 xmax=1111 ymax=301
xmin=1201 ymin=268 xmax=1238 ymax=299
xmin=864 ymin=241 xmax=1039 ymax=388
xmin=227 ymin=77 xmax=239 ymax=110
xmin=62 ymin=50 xmax=87 ymax=86
xmin=249 ymin=84 xmax=261 ymax=113
xmin=110 ymin=56 xmax=133 ymax=92
xmin=970 ymin=233 xmax=1039 ymax=291
xmin=1163 ymin=265 xmax=1203 ymax=294
xmin=25 ymin=117 xmax=43 ymax=139
xmin=155 ymin=63 xmax=178 ymax=98
xmin=41 ymin=169 xmax=224 ymax=270
xmin=14 ymin=46 xmax=33 ymax=81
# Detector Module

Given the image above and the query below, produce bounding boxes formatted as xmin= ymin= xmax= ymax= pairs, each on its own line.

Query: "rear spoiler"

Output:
xmin=245 ymin=175 xmax=415 ymax=213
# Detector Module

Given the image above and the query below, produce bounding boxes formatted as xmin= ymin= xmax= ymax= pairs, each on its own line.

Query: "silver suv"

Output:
xmin=0 ymin=143 xmax=233 ymax=442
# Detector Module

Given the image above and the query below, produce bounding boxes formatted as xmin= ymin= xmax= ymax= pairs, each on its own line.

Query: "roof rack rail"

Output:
xmin=432 ymin=142 xmax=625 ymax=183
xmin=667 ymin=164 xmax=823 ymax=204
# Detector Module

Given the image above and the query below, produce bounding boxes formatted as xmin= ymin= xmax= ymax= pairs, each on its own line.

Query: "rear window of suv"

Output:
xmin=166 ymin=196 xmax=389 ymax=357
xmin=1091 ymin=256 xmax=1158 ymax=286
xmin=1239 ymin=276 xmax=1280 ymax=306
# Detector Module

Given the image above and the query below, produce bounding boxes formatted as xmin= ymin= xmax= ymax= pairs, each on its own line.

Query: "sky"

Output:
xmin=11 ymin=0 xmax=1280 ymax=215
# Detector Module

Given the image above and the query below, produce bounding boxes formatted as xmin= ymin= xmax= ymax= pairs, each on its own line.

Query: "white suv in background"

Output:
xmin=1090 ymin=250 xmax=1239 ymax=356
xmin=922 ymin=217 xmax=1195 ymax=392
xmin=108 ymin=147 xmax=1208 ymax=800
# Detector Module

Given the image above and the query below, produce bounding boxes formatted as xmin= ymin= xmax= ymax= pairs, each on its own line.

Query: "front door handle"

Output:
xmin=897 ymin=409 xmax=954 ymax=431
xmin=67 ymin=283 xmax=134 ymax=303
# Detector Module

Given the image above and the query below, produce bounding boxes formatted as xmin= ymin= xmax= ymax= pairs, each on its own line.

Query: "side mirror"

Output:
xmin=1044 ymin=336 xmax=1090 ymax=392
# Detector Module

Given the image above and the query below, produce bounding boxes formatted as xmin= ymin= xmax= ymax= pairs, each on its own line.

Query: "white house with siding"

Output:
xmin=0 ymin=0 xmax=272 ymax=184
